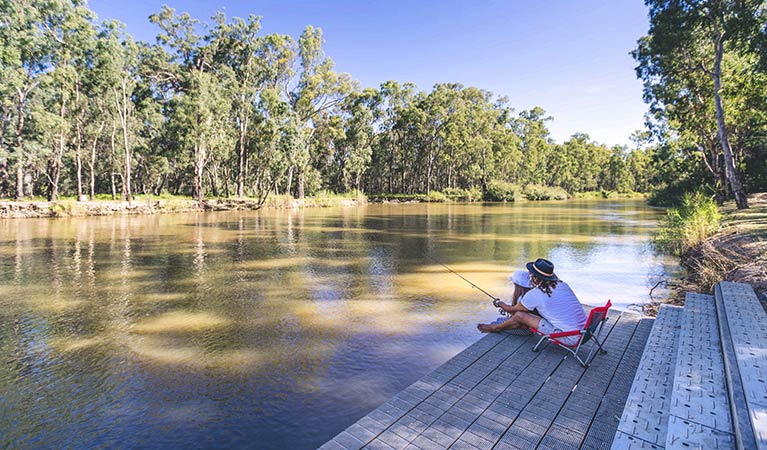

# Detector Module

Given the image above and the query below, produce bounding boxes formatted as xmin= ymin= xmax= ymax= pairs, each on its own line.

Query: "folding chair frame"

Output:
xmin=530 ymin=300 xmax=612 ymax=368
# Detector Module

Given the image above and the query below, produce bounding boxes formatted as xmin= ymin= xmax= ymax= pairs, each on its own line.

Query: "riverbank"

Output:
xmin=0 ymin=190 xmax=647 ymax=219
xmin=646 ymin=192 xmax=767 ymax=315
xmin=0 ymin=195 xmax=367 ymax=219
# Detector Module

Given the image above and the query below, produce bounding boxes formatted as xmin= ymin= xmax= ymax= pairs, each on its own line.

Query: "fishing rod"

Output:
xmin=440 ymin=263 xmax=507 ymax=316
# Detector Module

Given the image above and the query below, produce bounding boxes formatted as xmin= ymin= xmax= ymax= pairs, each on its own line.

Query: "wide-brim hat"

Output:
xmin=510 ymin=269 xmax=532 ymax=288
xmin=526 ymin=258 xmax=559 ymax=281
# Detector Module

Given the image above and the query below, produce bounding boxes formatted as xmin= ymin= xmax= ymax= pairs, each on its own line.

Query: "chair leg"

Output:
xmin=593 ymin=337 xmax=607 ymax=354
xmin=532 ymin=336 xmax=546 ymax=352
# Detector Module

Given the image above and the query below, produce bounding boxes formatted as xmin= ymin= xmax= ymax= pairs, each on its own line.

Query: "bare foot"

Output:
xmin=477 ymin=324 xmax=496 ymax=333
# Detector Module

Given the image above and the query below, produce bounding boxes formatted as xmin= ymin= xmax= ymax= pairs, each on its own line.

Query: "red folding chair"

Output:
xmin=529 ymin=300 xmax=612 ymax=367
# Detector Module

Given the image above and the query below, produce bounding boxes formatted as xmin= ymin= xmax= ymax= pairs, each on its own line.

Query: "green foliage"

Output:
xmin=0 ymin=0 xmax=672 ymax=203
xmin=634 ymin=0 xmax=766 ymax=208
xmin=424 ymin=191 xmax=448 ymax=202
xmin=654 ymin=192 xmax=721 ymax=256
xmin=574 ymin=191 xmax=647 ymax=200
xmin=484 ymin=180 xmax=521 ymax=202
xmin=522 ymin=184 xmax=569 ymax=201
xmin=442 ymin=187 xmax=481 ymax=202
xmin=49 ymin=201 xmax=75 ymax=217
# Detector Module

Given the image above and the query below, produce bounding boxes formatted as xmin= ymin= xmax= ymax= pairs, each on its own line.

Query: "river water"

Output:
xmin=0 ymin=200 xmax=676 ymax=449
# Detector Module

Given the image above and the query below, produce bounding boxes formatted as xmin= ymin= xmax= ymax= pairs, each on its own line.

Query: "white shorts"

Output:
xmin=538 ymin=318 xmax=579 ymax=346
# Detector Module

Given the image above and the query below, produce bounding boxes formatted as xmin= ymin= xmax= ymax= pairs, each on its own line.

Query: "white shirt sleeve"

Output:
xmin=520 ymin=289 xmax=541 ymax=311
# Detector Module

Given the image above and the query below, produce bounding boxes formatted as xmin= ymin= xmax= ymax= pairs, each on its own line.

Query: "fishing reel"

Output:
xmin=493 ymin=298 xmax=508 ymax=316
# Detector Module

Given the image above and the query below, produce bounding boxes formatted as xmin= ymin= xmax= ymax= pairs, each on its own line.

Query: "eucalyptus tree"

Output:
xmin=209 ymin=13 xmax=264 ymax=198
xmin=287 ymin=25 xmax=355 ymax=198
xmin=148 ymin=6 xmax=235 ymax=202
xmin=635 ymin=0 xmax=765 ymax=209
xmin=339 ymin=89 xmax=376 ymax=192
xmin=93 ymin=20 xmax=142 ymax=202
xmin=366 ymin=80 xmax=416 ymax=194
xmin=514 ymin=107 xmax=554 ymax=185
xmin=26 ymin=0 xmax=95 ymax=200
xmin=0 ymin=0 xmax=58 ymax=199
xmin=487 ymin=97 xmax=523 ymax=186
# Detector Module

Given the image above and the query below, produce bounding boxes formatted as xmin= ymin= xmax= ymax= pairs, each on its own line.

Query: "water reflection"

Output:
xmin=0 ymin=200 xmax=676 ymax=449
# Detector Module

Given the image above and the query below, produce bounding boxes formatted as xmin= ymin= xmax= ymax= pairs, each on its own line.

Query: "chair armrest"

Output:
xmin=548 ymin=330 xmax=582 ymax=338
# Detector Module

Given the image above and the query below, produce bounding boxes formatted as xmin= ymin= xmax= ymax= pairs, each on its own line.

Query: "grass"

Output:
xmin=654 ymin=191 xmax=722 ymax=256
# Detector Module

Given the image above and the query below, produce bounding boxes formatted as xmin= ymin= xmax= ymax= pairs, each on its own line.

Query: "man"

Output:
xmin=477 ymin=258 xmax=587 ymax=346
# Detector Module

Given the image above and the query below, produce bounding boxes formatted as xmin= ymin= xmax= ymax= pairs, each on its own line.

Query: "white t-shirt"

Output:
xmin=520 ymin=281 xmax=587 ymax=332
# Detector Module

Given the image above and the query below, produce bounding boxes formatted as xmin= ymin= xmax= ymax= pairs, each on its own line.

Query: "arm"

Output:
xmin=496 ymin=300 xmax=530 ymax=314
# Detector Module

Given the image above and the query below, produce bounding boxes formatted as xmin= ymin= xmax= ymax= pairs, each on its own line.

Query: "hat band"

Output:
xmin=533 ymin=265 xmax=553 ymax=277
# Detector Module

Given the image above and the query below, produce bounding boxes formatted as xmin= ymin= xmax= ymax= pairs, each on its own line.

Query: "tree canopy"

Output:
xmin=2 ymin=1 xmax=763 ymax=205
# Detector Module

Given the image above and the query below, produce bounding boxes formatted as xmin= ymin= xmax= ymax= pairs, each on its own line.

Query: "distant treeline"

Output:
xmin=1 ymin=1 xmax=765 ymax=206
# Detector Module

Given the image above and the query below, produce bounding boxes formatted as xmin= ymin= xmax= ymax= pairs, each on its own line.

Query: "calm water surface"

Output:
xmin=0 ymin=200 xmax=676 ymax=449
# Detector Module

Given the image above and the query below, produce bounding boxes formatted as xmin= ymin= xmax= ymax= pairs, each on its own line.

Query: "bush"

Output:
xmin=522 ymin=184 xmax=569 ymax=201
xmin=425 ymin=191 xmax=448 ymax=202
xmin=312 ymin=190 xmax=368 ymax=207
xmin=485 ymin=180 xmax=521 ymax=201
xmin=654 ymin=191 xmax=721 ymax=256
xmin=443 ymin=187 xmax=482 ymax=202
xmin=574 ymin=190 xmax=647 ymax=200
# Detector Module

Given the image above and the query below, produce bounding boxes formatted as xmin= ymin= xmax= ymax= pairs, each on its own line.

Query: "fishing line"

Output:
xmin=439 ymin=263 xmax=507 ymax=316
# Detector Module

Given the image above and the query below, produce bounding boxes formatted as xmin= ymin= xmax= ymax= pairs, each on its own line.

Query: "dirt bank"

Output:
xmin=646 ymin=192 xmax=767 ymax=315
xmin=0 ymin=197 xmax=365 ymax=219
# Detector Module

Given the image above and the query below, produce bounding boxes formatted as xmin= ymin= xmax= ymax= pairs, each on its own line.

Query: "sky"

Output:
xmin=88 ymin=0 xmax=651 ymax=148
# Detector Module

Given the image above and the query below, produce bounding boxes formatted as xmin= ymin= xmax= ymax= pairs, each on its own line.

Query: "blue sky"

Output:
xmin=88 ymin=0 xmax=650 ymax=147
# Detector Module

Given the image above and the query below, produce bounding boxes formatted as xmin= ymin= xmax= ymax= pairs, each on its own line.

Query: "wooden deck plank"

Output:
xmin=612 ymin=304 xmax=683 ymax=449
xmin=719 ymin=281 xmax=767 ymax=450
xmin=581 ymin=316 xmax=655 ymax=450
xmin=536 ymin=312 xmax=643 ymax=450
xmin=360 ymin=332 xmax=534 ymax=449
xmin=322 ymin=309 xmax=654 ymax=450
xmin=492 ymin=315 xmax=623 ymax=450
xmin=524 ymin=313 xmax=640 ymax=450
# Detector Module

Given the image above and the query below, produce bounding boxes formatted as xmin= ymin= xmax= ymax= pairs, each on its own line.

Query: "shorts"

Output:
xmin=538 ymin=318 xmax=579 ymax=346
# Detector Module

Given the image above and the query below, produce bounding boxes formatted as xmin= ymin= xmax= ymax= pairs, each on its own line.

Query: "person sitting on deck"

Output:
xmin=477 ymin=258 xmax=587 ymax=346
xmin=509 ymin=269 xmax=533 ymax=306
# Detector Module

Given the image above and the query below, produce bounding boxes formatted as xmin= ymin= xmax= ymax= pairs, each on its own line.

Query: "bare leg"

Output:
xmin=478 ymin=311 xmax=542 ymax=333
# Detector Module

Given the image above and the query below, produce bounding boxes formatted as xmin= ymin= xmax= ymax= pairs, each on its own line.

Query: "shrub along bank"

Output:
xmin=647 ymin=192 xmax=767 ymax=315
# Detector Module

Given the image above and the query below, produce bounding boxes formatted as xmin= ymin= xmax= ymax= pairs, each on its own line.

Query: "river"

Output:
xmin=0 ymin=200 xmax=676 ymax=449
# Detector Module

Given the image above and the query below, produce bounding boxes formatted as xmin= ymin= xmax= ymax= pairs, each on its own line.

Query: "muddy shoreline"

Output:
xmin=0 ymin=197 xmax=367 ymax=219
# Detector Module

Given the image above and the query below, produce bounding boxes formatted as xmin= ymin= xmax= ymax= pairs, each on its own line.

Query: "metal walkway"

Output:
xmin=320 ymin=308 xmax=652 ymax=450
xmin=613 ymin=281 xmax=766 ymax=450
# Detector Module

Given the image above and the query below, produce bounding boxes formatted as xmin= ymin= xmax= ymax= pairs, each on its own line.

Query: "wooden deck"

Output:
xmin=320 ymin=308 xmax=653 ymax=450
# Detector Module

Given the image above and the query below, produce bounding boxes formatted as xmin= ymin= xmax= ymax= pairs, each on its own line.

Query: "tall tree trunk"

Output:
xmin=426 ymin=145 xmax=434 ymax=194
xmin=286 ymin=165 xmax=294 ymax=197
xmin=14 ymin=92 xmax=25 ymax=200
xmin=50 ymin=98 xmax=67 ymax=201
xmin=88 ymin=120 xmax=105 ymax=200
xmin=110 ymin=122 xmax=117 ymax=200
xmin=712 ymin=39 xmax=748 ymax=209
xmin=194 ymin=140 xmax=206 ymax=203
xmin=237 ymin=111 xmax=248 ymax=198
xmin=388 ymin=141 xmax=394 ymax=194
xmin=75 ymin=83 xmax=84 ymax=201
xmin=298 ymin=170 xmax=305 ymax=199
xmin=115 ymin=81 xmax=132 ymax=203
